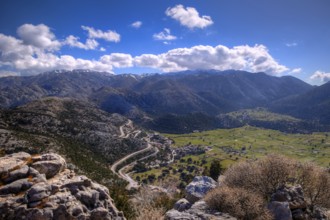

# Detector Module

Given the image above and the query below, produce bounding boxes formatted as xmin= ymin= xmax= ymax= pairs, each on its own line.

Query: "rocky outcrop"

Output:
xmin=166 ymin=176 xmax=235 ymax=220
xmin=269 ymin=185 xmax=328 ymax=220
xmin=166 ymin=200 xmax=236 ymax=220
xmin=185 ymin=176 xmax=217 ymax=204
xmin=0 ymin=152 xmax=125 ymax=220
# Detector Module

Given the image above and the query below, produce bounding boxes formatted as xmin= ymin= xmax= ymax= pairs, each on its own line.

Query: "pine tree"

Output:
xmin=209 ymin=160 xmax=222 ymax=181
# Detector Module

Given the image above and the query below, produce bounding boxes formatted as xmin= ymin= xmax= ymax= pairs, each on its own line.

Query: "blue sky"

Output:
xmin=0 ymin=0 xmax=329 ymax=84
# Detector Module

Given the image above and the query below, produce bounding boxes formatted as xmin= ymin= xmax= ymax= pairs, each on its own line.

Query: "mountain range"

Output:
xmin=0 ymin=69 xmax=329 ymax=133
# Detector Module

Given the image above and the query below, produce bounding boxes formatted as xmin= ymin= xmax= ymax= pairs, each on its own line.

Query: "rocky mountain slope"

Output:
xmin=0 ymin=97 xmax=145 ymax=163
xmin=0 ymin=152 xmax=125 ymax=220
xmin=1 ymin=69 xmax=322 ymax=133
xmin=271 ymin=81 xmax=330 ymax=125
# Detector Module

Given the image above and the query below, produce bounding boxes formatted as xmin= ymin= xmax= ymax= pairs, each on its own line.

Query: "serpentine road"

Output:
xmin=111 ymin=120 xmax=157 ymax=189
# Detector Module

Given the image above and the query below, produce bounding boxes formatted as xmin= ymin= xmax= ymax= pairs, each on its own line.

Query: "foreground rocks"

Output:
xmin=166 ymin=176 xmax=236 ymax=220
xmin=0 ymin=152 xmax=125 ymax=220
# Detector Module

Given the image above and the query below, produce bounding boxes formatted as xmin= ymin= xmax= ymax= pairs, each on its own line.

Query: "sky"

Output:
xmin=0 ymin=0 xmax=330 ymax=85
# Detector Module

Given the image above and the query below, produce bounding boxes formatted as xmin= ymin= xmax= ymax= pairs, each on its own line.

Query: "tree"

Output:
xmin=209 ymin=160 xmax=222 ymax=181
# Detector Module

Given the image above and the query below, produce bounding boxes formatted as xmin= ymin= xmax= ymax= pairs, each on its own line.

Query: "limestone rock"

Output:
xmin=0 ymin=152 xmax=125 ymax=220
xmin=185 ymin=176 xmax=217 ymax=204
xmin=31 ymin=153 xmax=67 ymax=178
xmin=166 ymin=200 xmax=236 ymax=220
xmin=173 ymin=198 xmax=191 ymax=212
xmin=268 ymin=201 xmax=292 ymax=220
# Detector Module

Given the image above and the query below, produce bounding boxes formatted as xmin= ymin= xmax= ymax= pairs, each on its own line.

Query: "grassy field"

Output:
xmin=133 ymin=126 xmax=330 ymax=186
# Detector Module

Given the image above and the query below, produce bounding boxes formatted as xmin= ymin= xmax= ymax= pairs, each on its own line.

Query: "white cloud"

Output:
xmin=64 ymin=35 xmax=99 ymax=50
xmin=81 ymin=25 xmax=120 ymax=42
xmin=289 ymin=68 xmax=302 ymax=74
xmin=310 ymin=70 xmax=330 ymax=83
xmin=100 ymin=53 xmax=133 ymax=68
xmin=17 ymin=24 xmax=61 ymax=51
xmin=153 ymin=28 xmax=177 ymax=41
xmin=286 ymin=42 xmax=298 ymax=47
xmin=131 ymin=21 xmax=142 ymax=29
xmin=165 ymin=5 xmax=213 ymax=29
xmin=0 ymin=24 xmax=290 ymax=76
xmin=134 ymin=44 xmax=288 ymax=74
xmin=0 ymin=70 xmax=20 ymax=77
xmin=100 ymin=47 xmax=106 ymax=52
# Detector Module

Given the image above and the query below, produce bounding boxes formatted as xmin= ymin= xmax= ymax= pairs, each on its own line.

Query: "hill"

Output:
xmin=1 ymin=69 xmax=321 ymax=133
xmin=271 ymin=82 xmax=330 ymax=124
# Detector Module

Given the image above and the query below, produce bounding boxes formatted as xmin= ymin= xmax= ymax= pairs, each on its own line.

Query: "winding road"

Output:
xmin=111 ymin=120 xmax=158 ymax=189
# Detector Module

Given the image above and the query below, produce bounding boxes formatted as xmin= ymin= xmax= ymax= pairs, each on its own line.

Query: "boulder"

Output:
xmin=271 ymin=185 xmax=307 ymax=210
xmin=31 ymin=153 xmax=66 ymax=179
xmin=185 ymin=176 xmax=217 ymax=204
xmin=268 ymin=201 xmax=292 ymax=220
xmin=173 ymin=198 xmax=191 ymax=212
xmin=166 ymin=200 xmax=237 ymax=220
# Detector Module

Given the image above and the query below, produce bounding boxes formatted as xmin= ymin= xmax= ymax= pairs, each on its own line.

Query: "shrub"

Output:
xmin=205 ymin=186 xmax=272 ymax=220
xmin=222 ymin=154 xmax=330 ymax=210
xmin=224 ymin=154 xmax=296 ymax=199
xmin=296 ymin=162 xmax=330 ymax=209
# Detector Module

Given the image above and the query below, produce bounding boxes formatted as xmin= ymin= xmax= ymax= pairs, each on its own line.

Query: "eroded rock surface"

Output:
xmin=0 ymin=152 xmax=125 ymax=220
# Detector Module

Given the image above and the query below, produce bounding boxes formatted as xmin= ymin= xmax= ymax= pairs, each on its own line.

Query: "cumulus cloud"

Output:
xmin=289 ymin=68 xmax=302 ymax=74
xmin=0 ymin=25 xmax=115 ymax=74
xmin=310 ymin=70 xmax=330 ymax=83
xmin=0 ymin=70 xmax=20 ymax=77
xmin=131 ymin=21 xmax=142 ymax=29
xmin=100 ymin=53 xmax=133 ymax=68
xmin=0 ymin=24 xmax=290 ymax=76
xmin=64 ymin=35 xmax=99 ymax=50
xmin=81 ymin=25 xmax=120 ymax=42
xmin=134 ymin=44 xmax=288 ymax=74
xmin=166 ymin=5 xmax=213 ymax=29
xmin=153 ymin=28 xmax=177 ymax=41
xmin=17 ymin=24 xmax=61 ymax=51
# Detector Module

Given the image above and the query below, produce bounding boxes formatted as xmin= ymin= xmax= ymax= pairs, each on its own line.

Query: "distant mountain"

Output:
xmin=1 ymin=69 xmax=324 ymax=133
xmin=271 ymin=81 xmax=330 ymax=124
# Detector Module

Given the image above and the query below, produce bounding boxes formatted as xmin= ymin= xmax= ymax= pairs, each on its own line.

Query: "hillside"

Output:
xmin=271 ymin=82 xmax=330 ymax=124
xmin=1 ymin=69 xmax=322 ymax=133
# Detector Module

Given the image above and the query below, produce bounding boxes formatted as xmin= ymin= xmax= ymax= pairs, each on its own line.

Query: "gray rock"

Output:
xmin=0 ymin=178 xmax=32 ymax=195
xmin=271 ymin=185 xmax=307 ymax=210
xmin=174 ymin=198 xmax=191 ymax=212
xmin=3 ymin=165 xmax=29 ymax=184
xmin=31 ymin=153 xmax=66 ymax=179
xmin=166 ymin=200 xmax=237 ymax=220
xmin=185 ymin=176 xmax=217 ymax=204
xmin=26 ymin=183 xmax=52 ymax=204
xmin=268 ymin=201 xmax=292 ymax=220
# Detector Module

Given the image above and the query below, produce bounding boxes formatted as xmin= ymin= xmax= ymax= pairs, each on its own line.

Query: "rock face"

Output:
xmin=0 ymin=152 xmax=125 ymax=220
xmin=185 ymin=176 xmax=217 ymax=204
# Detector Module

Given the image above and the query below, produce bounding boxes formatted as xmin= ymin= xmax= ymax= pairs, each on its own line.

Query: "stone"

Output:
xmin=271 ymin=185 xmax=307 ymax=210
xmin=31 ymin=153 xmax=66 ymax=179
xmin=3 ymin=165 xmax=29 ymax=184
xmin=291 ymin=209 xmax=307 ymax=220
xmin=0 ymin=178 xmax=32 ymax=195
xmin=185 ymin=176 xmax=217 ymax=204
xmin=166 ymin=200 xmax=237 ymax=220
xmin=174 ymin=198 xmax=191 ymax=212
xmin=268 ymin=201 xmax=292 ymax=220
xmin=26 ymin=183 xmax=52 ymax=204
